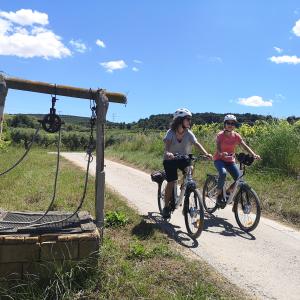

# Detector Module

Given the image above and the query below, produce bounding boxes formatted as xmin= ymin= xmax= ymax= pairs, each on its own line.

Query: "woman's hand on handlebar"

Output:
xmin=253 ymin=153 xmax=261 ymax=160
xmin=164 ymin=152 xmax=175 ymax=160
xmin=204 ymin=153 xmax=213 ymax=160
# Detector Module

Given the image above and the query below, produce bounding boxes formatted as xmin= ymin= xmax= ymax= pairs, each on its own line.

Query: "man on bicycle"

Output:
xmin=162 ymin=108 xmax=212 ymax=218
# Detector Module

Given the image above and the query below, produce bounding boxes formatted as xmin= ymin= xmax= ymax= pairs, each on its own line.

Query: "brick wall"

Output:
xmin=0 ymin=229 xmax=100 ymax=279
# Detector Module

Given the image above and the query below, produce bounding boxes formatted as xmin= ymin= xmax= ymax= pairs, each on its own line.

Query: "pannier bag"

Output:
xmin=151 ymin=170 xmax=166 ymax=184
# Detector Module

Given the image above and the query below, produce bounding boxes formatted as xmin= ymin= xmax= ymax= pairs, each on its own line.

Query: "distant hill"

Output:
xmin=6 ymin=112 xmax=299 ymax=131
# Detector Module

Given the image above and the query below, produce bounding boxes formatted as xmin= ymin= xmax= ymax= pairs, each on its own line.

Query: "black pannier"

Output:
xmin=151 ymin=170 xmax=166 ymax=184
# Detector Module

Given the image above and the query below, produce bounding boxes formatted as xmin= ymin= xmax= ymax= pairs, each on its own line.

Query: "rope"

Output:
xmin=0 ymin=125 xmax=41 ymax=177
xmin=0 ymin=128 xmax=62 ymax=226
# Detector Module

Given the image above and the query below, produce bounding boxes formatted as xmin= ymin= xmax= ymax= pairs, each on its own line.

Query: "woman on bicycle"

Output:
xmin=162 ymin=108 xmax=212 ymax=218
xmin=213 ymin=114 xmax=260 ymax=205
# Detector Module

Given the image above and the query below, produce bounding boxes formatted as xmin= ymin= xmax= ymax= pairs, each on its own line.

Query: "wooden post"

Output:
xmin=95 ymin=90 xmax=109 ymax=228
xmin=0 ymin=75 xmax=8 ymax=135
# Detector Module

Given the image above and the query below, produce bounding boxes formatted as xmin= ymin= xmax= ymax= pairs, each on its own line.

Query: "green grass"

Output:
xmin=0 ymin=147 xmax=249 ymax=299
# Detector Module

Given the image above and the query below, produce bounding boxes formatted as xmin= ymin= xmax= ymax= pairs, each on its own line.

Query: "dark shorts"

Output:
xmin=163 ymin=158 xmax=190 ymax=182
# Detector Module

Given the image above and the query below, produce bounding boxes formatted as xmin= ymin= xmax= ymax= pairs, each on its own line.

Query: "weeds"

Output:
xmin=105 ymin=210 xmax=129 ymax=227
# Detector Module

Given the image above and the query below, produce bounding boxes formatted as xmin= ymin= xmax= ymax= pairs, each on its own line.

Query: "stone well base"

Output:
xmin=0 ymin=228 xmax=101 ymax=280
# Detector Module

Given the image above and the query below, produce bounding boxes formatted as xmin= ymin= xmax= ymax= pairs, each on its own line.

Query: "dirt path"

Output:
xmin=61 ymin=152 xmax=300 ymax=300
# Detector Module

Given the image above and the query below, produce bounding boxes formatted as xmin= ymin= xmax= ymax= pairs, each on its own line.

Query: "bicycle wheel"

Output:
xmin=233 ymin=186 xmax=261 ymax=232
xmin=184 ymin=189 xmax=204 ymax=238
xmin=202 ymin=176 xmax=218 ymax=214
xmin=158 ymin=180 xmax=167 ymax=214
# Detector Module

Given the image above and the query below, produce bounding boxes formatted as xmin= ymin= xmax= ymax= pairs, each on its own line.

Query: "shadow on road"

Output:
xmin=204 ymin=213 xmax=256 ymax=240
xmin=131 ymin=212 xmax=199 ymax=248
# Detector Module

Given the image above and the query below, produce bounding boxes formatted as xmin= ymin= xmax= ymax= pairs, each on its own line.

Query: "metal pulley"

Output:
xmin=40 ymin=95 xmax=63 ymax=133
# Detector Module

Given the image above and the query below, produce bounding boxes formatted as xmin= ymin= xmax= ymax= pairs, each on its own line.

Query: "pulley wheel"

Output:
xmin=41 ymin=114 xmax=62 ymax=133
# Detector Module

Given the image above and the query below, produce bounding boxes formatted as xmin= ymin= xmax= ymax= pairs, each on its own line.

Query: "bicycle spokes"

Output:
xmin=234 ymin=188 xmax=261 ymax=232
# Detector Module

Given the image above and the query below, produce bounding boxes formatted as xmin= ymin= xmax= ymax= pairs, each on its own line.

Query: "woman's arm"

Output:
xmin=164 ymin=140 xmax=174 ymax=160
xmin=240 ymin=140 xmax=261 ymax=159
xmin=194 ymin=141 xmax=212 ymax=158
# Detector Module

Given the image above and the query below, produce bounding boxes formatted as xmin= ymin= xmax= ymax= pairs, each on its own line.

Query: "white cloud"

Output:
xmin=208 ymin=56 xmax=223 ymax=63
xmin=0 ymin=9 xmax=70 ymax=59
xmin=274 ymin=46 xmax=283 ymax=53
xmin=237 ymin=96 xmax=273 ymax=107
xmin=69 ymin=39 xmax=87 ymax=53
xmin=96 ymin=39 xmax=106 ymax=48
xmin=100 ymin=60 xmax=127 ymax=73
xmin=132 ymin=67 xmax=139 ymax=72
xmin=0 ymin=9 xmax=48 ymax=26
xmin=292 ymin=19 xmax=300 ymax=36
xmin=269 ymin=55 xmax=300 ymax=64
xmin=133 ymin=59 xmax=142 ymax=64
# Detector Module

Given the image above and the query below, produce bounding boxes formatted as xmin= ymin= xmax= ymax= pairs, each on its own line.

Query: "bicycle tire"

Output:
xmin=233 ymin=186 xmax=261 ymax=232
xmin=202 ymin=176 xmax=218 ymax=214
xmin=184 ymin=189 xmax=204 ymax=238
xmin=158 ymin=180 xmax=167 ymax=214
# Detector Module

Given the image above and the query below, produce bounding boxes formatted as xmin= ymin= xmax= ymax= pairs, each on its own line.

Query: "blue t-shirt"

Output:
xmin=163 ymin=129 xmax=197 ymax=155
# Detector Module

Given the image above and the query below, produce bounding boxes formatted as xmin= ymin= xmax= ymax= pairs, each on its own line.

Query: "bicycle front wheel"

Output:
xmin=233 ymin=186 xmax=261 ymax=232
xmin=202 ymin=176 xmax=218 ymax=214
xmin=184 ymin=189 xmax=204 ymax=239
xmin=158 ymin=180 xmax=167 ymax=214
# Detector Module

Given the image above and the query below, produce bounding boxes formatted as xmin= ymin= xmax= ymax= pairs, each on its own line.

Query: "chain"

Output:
xmin=87 ymin=91 xmax=97 ymax=160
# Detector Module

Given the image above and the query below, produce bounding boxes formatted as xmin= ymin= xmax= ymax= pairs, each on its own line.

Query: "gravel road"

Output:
xmin=61 ymin=152 xmax=300 ymax=300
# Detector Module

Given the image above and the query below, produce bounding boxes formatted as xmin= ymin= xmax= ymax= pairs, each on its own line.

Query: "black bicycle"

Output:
xmin=151 ymin=154 xmax=207 ymax=239
xmin=202 ymin=153 xmax=261 ymax=232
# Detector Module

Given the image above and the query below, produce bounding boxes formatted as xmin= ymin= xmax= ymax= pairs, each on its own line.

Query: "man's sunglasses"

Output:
xmin=184 ymin=117 xmax=192 ymax=121
xmin=225 ymin=122 xmax=236 ymax=126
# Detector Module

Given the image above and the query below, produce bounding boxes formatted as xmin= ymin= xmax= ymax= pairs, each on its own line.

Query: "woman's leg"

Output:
xmin=225 ymin=163 xmax=240 ymax=181
xmin=214 ymin=160 xmax=227 ymax=192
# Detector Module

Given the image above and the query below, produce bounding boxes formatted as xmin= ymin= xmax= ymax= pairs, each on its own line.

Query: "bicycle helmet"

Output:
xmin=224 ymin=114 xmax=237 ymax=123
xmin=173 ymin=108 xmax=192 ymax=120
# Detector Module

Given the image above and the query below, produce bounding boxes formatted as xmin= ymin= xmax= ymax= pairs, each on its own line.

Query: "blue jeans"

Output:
xmin=214 ymin=160 xmax=240 ymax=190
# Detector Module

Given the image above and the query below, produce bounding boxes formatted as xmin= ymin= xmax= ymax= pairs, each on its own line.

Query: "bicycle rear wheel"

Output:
xmin=157 ymin=180 xmax=167 ymax=214
xmin=202 ymin=176 xmax=218 ymax=214
xmin=184 ymin=189 xmax=204 ymax=238
xmin=233 ymin=186 xmax=261 ymax=232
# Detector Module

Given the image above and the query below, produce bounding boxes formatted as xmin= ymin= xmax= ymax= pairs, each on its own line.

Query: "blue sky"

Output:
xmin=0 ymin=1 xmax=300 ymax=122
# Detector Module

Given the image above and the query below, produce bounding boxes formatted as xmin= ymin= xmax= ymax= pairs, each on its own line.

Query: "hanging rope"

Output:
xmin=0 ymin=92 xmax=97 ymax=231
xmin=0 ymin=125 xmax=41 ymax=177
xmin=0 ymin=128 xmax=62 ymax=226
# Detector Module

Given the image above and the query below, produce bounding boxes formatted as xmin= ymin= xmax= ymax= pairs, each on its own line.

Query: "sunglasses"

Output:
xmin=225 ymin=122 xmax=236 ymax=126
xmin=184 ymin=117 xmax=192 ymax=121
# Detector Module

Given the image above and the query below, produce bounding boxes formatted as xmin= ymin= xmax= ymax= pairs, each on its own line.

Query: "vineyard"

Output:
xmin=1 ymin=114 xmax=300 ymax=225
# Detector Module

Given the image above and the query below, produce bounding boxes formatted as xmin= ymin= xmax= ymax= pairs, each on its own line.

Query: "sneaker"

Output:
xmin=162 ymin=206 xmax=171 ymax=219
xmin=216 ymin=194 xmax=226 ymax=209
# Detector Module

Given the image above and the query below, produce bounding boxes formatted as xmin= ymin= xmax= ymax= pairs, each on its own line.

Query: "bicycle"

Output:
xmin=151 ymin=154 xmax=207 ymax=239
xmin=202 ymin=152 xmax=261 ymax=232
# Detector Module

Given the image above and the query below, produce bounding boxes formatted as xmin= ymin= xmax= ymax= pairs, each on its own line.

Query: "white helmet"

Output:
xmin=224 ymin=114 xmax=237 ymax=123
xmin=173 ymin=108 xmax=192 ymax=120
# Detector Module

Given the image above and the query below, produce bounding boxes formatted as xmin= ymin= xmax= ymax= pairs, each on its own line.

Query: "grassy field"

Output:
xmin=0 ymin=147 xmax=250 ymax=299
xmin=105 ymin=124 xmax=300 ymax=228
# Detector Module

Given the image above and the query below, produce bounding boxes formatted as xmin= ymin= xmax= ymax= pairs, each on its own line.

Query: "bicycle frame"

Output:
xmin=221 ymin=163 xmax=246 ymax=205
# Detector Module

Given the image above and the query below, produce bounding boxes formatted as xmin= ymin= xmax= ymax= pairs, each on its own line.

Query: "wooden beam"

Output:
xmin=5 ymin=77 xmax=127 ymax=104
